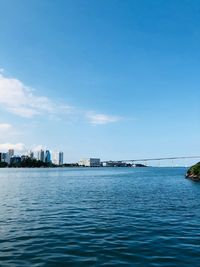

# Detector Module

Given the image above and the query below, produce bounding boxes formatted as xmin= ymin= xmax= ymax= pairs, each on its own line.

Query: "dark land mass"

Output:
xmin=186 ymin=162 xmax=200 ymax=181
xmin=135 ymin=163 xmax=147 ymax=167
xmin=0 ymin=158 xmax=57 ymax=168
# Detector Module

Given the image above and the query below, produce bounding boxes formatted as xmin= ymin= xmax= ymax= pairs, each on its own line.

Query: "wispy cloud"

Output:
xmin=0 ymin=123 xmax=12 ymax=132
xmin=31 ymin=144 xmax=46 ymax=152
xmin=86 ymin=112 xmax=122 ymax=125
xmin=0 ymin=74 xmax=72 ymax=118
xmin=0 ymin=123 xmax=22 ymax=139
xmin=0 ymin=142 xmax=25 ymax=152
xmin=0 ymin=72 xmax=123 ymax=125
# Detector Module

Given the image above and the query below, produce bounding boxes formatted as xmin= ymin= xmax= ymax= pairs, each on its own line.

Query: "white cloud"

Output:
xmin=0 ymin=74 xmax=72 ymax=118
xmin=31 ymin=144 xmax=46 ymax=152
xmin=86 ymin=112 xmax=122 ymax=125
xmin=0 ymin=123 xmax=16 ymax=137
xmin=0 ymin=123 xmax=22 ymax=139
xmin=0 ymin=72 xmax=123 ymax=126
xmin=0 ymin=142 xmax=25 ymax=152
xmin=0 ymin=143 xmax=49 ymax=153
xmin=0 ymin=123 xmax=12 ymax=131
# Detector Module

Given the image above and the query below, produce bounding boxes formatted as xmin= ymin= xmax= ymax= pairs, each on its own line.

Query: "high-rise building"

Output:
xmin=58 ymin=152 xmax=64 ymax=165
xmin=45 ymin=150 xmax=51 ymax=163
xmin=3 ymin=149 xmax=15 ymax=164
xmin=8 ymin=149 xmax=14 ymax=157
xmin=0 ymin=152 xmax=10 ymax=164
xmin=52 ymin=151 xmax=64 ymax=165
xmin=37 ymin=150 xmax=45 ymax=162
xmin=52 ymin=152 xmax=58 ymax=165
xmin=0 ymin=153 xmax=8 ymax=163
xmin=28 ymin=151 xmax=34 ymax=159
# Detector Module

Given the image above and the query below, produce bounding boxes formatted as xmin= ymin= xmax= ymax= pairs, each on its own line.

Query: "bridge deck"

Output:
xmin=102 ymin=156 xmax=200 ymax=163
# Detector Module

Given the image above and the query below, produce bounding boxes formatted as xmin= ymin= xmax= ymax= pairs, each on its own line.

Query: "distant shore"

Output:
xmin=0 ymin=158 xmax=147 ymax=168
xmin=0 ymin=165 xmax=147 ymax=169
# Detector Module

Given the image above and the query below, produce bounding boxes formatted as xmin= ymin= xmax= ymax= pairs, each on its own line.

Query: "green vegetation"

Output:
xmin=0 ymin=162 xmax=8 ymax=168
xmin=0 ymin=158 xmax=58 ymax=168
xmin=186 ymin=162 xmax=200 ymax=180
xmin=63 ymin=163 xmax=79 ymax=167
xmin=19 ymin=158 xmax=56 ymax=168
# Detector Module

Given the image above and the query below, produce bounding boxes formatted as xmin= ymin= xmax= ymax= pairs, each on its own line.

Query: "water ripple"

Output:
xmin=0 ymin=167 xmax=200 ymax=266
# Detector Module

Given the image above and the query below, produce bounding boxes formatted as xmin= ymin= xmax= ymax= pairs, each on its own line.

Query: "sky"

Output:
xmin=0 ymin=0 xmax=200 ymax=164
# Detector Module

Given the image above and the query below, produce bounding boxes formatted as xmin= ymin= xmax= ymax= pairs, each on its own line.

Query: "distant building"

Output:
xmin=102 ymin=161 xmax=129 ymax=167
xmin=8 ymin=149 xmax=14 ymax=156
xmin=4 ymin=149 xmax=15 ymax=164
xmin=1 ymin=153 xmax=8 ymax=163
xmin=78 ymin=158 xmax=101 ymax=167
xmin=52 ymin=151 xmax=64 ymax=165
xmin=28 ymin=151 xmax=34 ymax=159
xmin=10 ymin=156 xmax=21 ymax=165
xmin=37 ymin=150 xmax=45 ymax=162
xmin=58 ymin=152 xmax=64 ymax=165
xmin=102 ymin=161 xmax=114 ymax=167
xmin=45 ymin=150 xmax=51 ymax=163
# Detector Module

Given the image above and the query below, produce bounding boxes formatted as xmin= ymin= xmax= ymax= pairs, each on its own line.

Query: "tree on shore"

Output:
xmin=7 ymin=157 xmax=58 ymax=168
xmin=0 ymin=162 xmax=8 ymax=168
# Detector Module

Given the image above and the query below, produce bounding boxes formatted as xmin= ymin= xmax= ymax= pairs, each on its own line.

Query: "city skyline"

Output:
xmin=0 ymin=147 xmax=64 ymax=165
xmin=0 ymin=1 xmax=200 ymax=164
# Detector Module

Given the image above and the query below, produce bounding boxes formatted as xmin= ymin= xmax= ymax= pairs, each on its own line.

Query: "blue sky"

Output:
xmin=0 ymin=0 xmax=200 ymax=164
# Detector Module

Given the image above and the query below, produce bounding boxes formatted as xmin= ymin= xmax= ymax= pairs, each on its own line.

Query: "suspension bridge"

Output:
xmin=102 ymin=156 xmax=200 ymax=167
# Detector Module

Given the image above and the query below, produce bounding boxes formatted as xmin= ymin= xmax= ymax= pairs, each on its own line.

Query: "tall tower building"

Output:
xmin=52 ymin=151 xmax=64 ymax=165
xmin=59 ymin=152 xmax=64 ymax=165
xmin=28 ymin=151 xmax=34 ymax=159
xmin=38 ymin=150 xmax=45 ymax=162
xmin=8 ymin=149 xmax=14 ymax=157
xmin=6 ymin=149 xmax=15 ymax=164
xmin=45 ymin=150 xmax=51 ymax=163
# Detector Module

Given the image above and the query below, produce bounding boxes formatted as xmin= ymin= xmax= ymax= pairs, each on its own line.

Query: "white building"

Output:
xmin=5 ymin=149 xmax=14 ymax=164
xmin=52 ymin=151 xmax=64 ymax=165
xmin=78 ymin=158 xmax=101 ymax=167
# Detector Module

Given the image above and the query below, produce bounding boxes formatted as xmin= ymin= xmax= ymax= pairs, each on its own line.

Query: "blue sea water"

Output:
xmin=0 ymin=167 xmax=200 ymax=266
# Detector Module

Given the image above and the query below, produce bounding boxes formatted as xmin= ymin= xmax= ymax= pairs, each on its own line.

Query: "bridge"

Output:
xmin=102 ymin=156 xmax=200 ymax=167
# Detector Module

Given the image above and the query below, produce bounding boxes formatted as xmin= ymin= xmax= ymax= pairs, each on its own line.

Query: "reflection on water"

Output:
xmin=0 ymin=167 xmax=200 ymax=266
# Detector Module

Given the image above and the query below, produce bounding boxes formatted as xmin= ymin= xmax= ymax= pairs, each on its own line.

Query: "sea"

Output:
xmin=0 ymin=167 xmax=200 ymax=267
